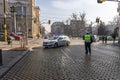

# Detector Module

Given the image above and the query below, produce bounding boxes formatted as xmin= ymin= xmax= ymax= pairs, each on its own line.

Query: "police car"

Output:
xmin=43 ymin=35 xmax=70 ymax=48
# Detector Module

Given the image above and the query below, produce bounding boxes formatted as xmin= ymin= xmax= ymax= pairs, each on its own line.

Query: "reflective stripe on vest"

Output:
xmin=85 ymin=34 xmax=91 ymax=42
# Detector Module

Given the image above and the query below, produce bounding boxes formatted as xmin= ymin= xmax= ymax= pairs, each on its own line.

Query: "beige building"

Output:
xmin=0 ymin=0 xmax=41 ymax=38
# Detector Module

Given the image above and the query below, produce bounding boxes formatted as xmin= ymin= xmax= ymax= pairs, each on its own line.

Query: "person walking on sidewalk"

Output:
xmin=83 ymin=32 xmax=93 ymax=55
xmin=104 ymin=35 xmax=107 ymax=44
xmin=102 ymin=35 xmax=105 ymax=44
xmin=112 ymin=34 xmax=116 ymax=44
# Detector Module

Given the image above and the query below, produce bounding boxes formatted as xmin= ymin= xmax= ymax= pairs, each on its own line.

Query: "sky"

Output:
xmin=36 ymin=0 xmax=119 ymax=32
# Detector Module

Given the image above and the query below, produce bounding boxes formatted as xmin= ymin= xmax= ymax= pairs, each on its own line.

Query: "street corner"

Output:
xmin=29 ymin=44 xmax=42 ymax=50
xmin=9 ymin=47 xmax=29 ymax=51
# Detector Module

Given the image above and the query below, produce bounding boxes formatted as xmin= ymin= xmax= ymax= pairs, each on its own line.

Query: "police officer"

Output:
xmin=83 ymin=32 xmax=93 ymax=55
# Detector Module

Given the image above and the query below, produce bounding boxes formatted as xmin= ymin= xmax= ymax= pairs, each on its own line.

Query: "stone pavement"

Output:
xmin=93 ymin=40 xmax=120 ymax=47
xmin=1 ymin=39 xmax=120 ymax=80
xmin=0 ymin=38 xmax=119 ymax=79
xmin=0 ymin=38 xmax=42 ymax=78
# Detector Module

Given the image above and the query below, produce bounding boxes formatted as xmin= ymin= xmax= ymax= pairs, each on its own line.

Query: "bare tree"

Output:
xmin=71 ymin=12 xmax=86 ymax=22
xmin=65 ymin=12 xmax=87 ymax=37
xmin=88 ymin=22 xmax=93 ymax=34
xmin=108 ymin=15 xmax=119 ymax=37
xmin=71 ymin=13 xmax=78 ymax=20
xmin=109 ymin=15 xmax=120 ymax=28
xmin=79 ymin=12 xmax=86 ymax=22
xmin=65 ymin=18 xmax=71 ymax=25
xmin=98 ymin=21 xmax=108 ymax=35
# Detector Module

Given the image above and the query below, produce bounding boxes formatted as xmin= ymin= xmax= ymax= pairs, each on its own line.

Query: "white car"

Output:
xmin=43 ymin=35 xmax=70 ymax=48
xmin=92 ymin=35 xmax=99 ymax=42
xmin=16 ymin=32 xmax=23 ymax=36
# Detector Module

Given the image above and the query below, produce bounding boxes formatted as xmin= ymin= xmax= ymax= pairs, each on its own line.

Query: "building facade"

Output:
xmin=51 ymin=22 xmax=65 ymax=35
xmin=70 ymin=20 xmax=86 ymax=37
xmin=51 ymin=20 xmax=86 ymax=37
xmin=0 ymin=0 xmax=40 ymax=38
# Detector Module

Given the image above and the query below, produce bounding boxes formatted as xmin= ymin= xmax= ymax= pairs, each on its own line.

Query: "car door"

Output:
xmin=58 ymin=37 xmax=66 ymax=46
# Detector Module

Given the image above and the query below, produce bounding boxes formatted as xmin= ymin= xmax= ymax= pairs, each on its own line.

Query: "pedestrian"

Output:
xmin=83 ymin=32 xmax=93 ymax=55
xmin=102 ymin=36 xmax=105 ymax=44
xmin=112 ymin=34 xmax=116 ymax=44
xmin=104 ymin=35 xmax=107 ymax=44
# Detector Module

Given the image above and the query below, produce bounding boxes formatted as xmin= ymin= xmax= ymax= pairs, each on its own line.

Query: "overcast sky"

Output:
xmin=36 ymin=0 xmax=119 ymax=32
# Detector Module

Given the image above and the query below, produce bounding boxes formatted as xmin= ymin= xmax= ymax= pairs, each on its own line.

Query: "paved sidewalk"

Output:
xmin=0 ymin=41 xmax=22 ymax=50
xmin=99 ymin=41 xmax=120 ymax=47
xmin=0 ymin=38 xmax=43 ymax=78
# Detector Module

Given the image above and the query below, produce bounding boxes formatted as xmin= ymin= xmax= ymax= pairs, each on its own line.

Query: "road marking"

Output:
xmin=61 ymin=49 xmax=75 ymax=63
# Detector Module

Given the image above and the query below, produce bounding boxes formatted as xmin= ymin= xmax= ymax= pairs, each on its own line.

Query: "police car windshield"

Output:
xmin=49 ymin=36 xmax=58 ymax=40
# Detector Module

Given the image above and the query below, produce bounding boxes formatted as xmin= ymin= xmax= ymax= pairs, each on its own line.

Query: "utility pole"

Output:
xmin=3 ymin=0 xmax=7 ymax=42
xmin=117 ymin=2 xmax=120 ymax=44
xmin=14 ymin=6 xmax=16 ymax=34
xmin=10 ymin=6 xmax=17 ymax=34
xmin=25 ymin=6 xmax=28 ymax=45
xmin=96 ymin=17 xmax=100 ymax=35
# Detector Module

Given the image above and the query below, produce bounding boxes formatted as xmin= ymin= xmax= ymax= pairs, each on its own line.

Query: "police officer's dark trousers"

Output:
xmin=85 ymin=42 xmax=91 ymax=54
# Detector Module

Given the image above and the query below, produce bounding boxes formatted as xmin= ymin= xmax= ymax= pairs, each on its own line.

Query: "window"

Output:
xmin=58 ymin=37 xmax=63 ymax=40
xmin=64 ymin=37 xmax=67 ymax=39
xmin=23 ymin=7 xmax=26 ymax=16
xmin=16 ymin=6 xmax=22 ymax=15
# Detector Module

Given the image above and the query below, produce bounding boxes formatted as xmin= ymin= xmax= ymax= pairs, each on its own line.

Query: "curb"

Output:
xmin=0 ymin=38 xmax=42 ymax=78
xmin=0 ymin=50 xmax=29 ymax=78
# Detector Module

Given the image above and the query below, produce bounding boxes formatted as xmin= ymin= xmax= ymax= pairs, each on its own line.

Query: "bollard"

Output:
xmin=11 ymin=40 xmax=13 ymax=47
xmin=0 ymin=49 xmax=3 ymax=66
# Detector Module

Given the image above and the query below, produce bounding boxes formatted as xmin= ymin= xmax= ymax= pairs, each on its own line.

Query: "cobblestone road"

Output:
xmin=1 ymin=40 xmax=120 ymax=80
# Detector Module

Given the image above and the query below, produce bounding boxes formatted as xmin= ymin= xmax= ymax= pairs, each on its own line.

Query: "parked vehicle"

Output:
xmin=10 ymin=33 xmax=22 ymax=40
xmin=43 ymin=35 xmax=70 ymax=48
xmin=107 ymin=36 xmax=113 ymax=41
xmin=92 ymin=35 xmax=99 ymax=42
xmin=0 ymin=33 xmax=15 ymax=41
xmin=16 ymin=32 xmax=24 ymax=36
xmin=7 ymin=35 xmax=15 ymax=40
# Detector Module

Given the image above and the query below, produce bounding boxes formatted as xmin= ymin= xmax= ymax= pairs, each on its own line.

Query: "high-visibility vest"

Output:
xmin=85 ymin=34 xmax=91 ymax=42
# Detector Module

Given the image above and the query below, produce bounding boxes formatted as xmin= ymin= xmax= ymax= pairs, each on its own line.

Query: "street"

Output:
xmin=1 ymin=39 xmax=120 ymax=80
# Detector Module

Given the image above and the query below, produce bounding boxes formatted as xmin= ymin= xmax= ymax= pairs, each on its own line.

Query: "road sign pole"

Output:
xmin=0 ymin=49 xmax=3 ymax=66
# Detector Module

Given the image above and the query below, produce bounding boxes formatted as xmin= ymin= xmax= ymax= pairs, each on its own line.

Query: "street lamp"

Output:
xmin=25 ymin=5 xmax=28 ymax=45
xmin=10 ymin=5 xmax=17 ymax=34
xmin=3 ymin=0 xmax=7 ymax=42
xmin=96 ymin=17 xmax=102 ymax=35
xmin=117 ymin=2 xmax=120 ymax=44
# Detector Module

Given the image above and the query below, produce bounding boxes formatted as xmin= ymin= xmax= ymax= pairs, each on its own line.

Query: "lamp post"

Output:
xmin=117 ymin=2 xmax=120 ymax=44
xmin=13 ymin=6 xmax=16 ymax=34
xmin=3 ymin=0 xmax=7 ymax=42
xmin=10 ymin=5 xmax=17 ymax=34
xmin=25 ymin=3 xmax=28 ymax=45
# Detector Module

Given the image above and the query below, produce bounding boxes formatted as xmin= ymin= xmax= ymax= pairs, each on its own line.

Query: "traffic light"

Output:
xmin=96 ymin=17 xmax=99 ymax=23
xmin=13 ymin=6 xmax=16 ymax=12
xmin=48 ymin=20 xmax=51 ymax=24
xmin=97 ymin=0 xmax=105 ymax=3
xmin=10 ymin=6 xmax=16 ymax=12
